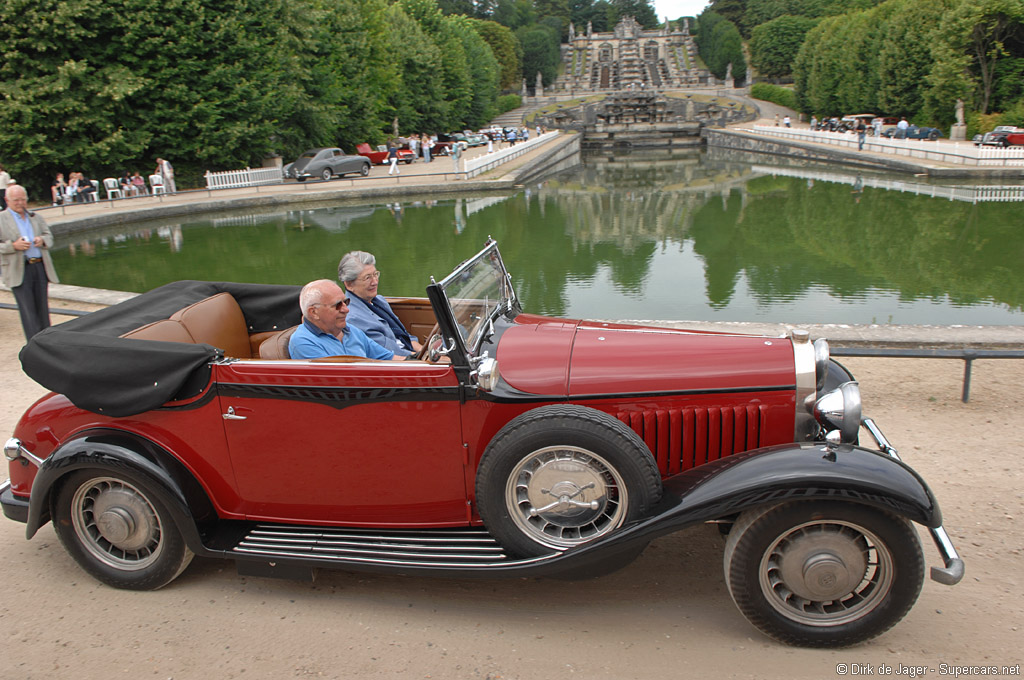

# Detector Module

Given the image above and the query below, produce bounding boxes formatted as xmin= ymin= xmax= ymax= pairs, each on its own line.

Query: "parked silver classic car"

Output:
xmin=289 ymin=147 xmax=371 ymax=181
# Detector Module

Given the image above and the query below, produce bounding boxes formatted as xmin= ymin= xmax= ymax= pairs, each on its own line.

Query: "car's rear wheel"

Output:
xmin=52 ymin=469 xmax=193 ymax=591
xmin=723 ymin=501 xmax=924 ymax=647
xmin=360 ymin=163 xmax=370 ymax=176
xmin=321 ymin=168 xmax=332 ymax=181
xmin=476 ymin=405 xmax=662 ymax=557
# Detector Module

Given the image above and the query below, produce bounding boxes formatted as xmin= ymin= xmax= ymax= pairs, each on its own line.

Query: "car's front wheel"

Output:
xmin=321 ymin=168 xmax=333 ymax=181
xmin=52 ymin=469 xmax=193 ymax=590
xmin=475 ymin=405 xmax=662 ymax=557
xmin=723 ymin=501 xmax=924 ymax=647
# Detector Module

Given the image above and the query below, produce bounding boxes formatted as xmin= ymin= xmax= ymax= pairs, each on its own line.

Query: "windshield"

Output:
xmin=437 ymin=241 xmax=515 ymax=354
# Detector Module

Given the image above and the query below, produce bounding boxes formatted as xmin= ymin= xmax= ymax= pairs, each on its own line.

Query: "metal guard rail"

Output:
xmin=831 ymin=347 xmax=1024 ymax=402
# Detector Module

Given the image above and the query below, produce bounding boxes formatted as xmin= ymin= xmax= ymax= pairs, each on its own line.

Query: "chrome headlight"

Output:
xmin=813 ymin=381 xmax=862 ymax=443
xmin=472 ymin=356 xmax=500 ymax=392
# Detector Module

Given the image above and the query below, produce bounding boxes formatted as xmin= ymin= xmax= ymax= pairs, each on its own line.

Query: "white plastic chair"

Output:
xmin=103 ymin=178 xmax=123 ymax=200
xmin=85 ymin=179 xmax=99 ymax=202
xmin=150 ymin=174 xmax=166 ymax=195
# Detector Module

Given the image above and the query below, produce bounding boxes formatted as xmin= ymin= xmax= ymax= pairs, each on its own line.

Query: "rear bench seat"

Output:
xmin=121 ymin=292 xmax=255 ymax=358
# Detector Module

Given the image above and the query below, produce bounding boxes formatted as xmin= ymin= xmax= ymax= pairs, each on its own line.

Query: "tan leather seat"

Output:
xmin=258 ymin=325 xmax=298 ymax=359
xmin=170 ymin=292 xmax=252 ymax=358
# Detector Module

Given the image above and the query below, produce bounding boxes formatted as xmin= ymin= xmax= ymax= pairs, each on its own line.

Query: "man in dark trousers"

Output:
xmin=0 ymin=184 xmax=59 ymax=340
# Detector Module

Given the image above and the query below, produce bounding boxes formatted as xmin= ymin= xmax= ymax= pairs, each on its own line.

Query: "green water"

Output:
xmin=52 ymin=148 xmax=1024 ymax=325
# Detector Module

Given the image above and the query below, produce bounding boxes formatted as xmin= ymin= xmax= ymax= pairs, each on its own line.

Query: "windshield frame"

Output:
xmin=429 ymin=239 xmax=518 ymax=360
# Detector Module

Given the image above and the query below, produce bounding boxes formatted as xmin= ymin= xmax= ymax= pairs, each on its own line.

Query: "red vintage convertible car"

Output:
xmin=2 ymin=240 xmax=962 ymax=647
xmin=355 ymin=142 xmax=415 ymax=165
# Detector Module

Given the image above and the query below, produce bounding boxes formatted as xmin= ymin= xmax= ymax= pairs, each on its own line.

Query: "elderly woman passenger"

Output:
xmin=338 ymin=250 xmax=422 ymax=357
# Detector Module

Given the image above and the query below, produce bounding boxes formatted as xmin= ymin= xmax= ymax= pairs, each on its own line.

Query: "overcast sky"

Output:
xmin=651 ymin=0 xmax=709 ymax=21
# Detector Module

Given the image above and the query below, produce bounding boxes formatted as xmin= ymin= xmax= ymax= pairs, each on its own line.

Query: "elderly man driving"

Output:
xmin=338 ymin=250 xmax=422 ymax=357
xmin=288 ymin=279 xmax=410 ymax=361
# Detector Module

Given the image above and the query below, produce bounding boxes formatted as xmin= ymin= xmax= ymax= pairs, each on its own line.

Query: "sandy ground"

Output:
xmin=0 ymin=296 xmax=1021 ymax=680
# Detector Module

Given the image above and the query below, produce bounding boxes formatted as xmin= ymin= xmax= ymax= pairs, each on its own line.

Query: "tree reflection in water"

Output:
xmin=53 ymin=148 xmax=1024 ymax=325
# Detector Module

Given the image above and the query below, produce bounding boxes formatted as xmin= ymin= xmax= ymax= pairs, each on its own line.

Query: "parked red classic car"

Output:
xmin=355 ymin=142 xmax=415 ymax=165
xmin=2 ymin=240 xmax=962 ymax=647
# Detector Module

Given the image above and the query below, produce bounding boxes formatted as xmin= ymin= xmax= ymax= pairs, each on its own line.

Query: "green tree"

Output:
xmin=492 ymin=0 xmax=537 ymax=28
xmin=471 ymin=19 xmax=524 ymax=90
xmin=696 ymin=10 xmax=747 ymax=80
xmin=0 ymin=0 xmax=321 ymax=192
xmin=451 ymin=15 xmax=501 ymax=127
xmin=928 ymin=0 xmax=1024 ymax=114
xmin=385 ymin=3 xmax=448 ymax=134
xmin=749 ymin=14 xmax=818 ymax=80
xmin=517 ymin=24 xmax=562 ymax=86
xmin=609 ymin=0 xmax=658 ymax=27
xmin=706 ymin=0 xmax=747 ymax=29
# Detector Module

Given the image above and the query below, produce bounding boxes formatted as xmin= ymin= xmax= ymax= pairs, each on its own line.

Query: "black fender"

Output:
xmin=24 ymin=430 xmax=216 ymax=556
xmin=511 ymin=441 xmax=941 ymax=578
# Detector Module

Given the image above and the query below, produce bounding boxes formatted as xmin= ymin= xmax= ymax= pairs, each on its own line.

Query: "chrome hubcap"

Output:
xmin=760 ymin=520 xmax=893 ymax=626
xmin=506 ymin=446 xmax=627 ymax=550
xmin=71 ymin=477 xmax=164 ymax=570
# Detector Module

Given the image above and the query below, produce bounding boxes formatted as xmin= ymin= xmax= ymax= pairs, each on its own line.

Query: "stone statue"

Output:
xmin=536 ymin=72 xmax=544 ymax=97
xmin=955 ymin=98 xmax=965 ymax=126
xmin=587 ymin=21 xmax=592 ymax=38
xmin=568 ymin=22 xmax=575 ymax=42
xmin=521 ymin=78 xmax=527 ymax=97
xmin=683 ymin=18 xmax=689 ymax=35
xmin=725 ymin=62 xmax=732 ymax=81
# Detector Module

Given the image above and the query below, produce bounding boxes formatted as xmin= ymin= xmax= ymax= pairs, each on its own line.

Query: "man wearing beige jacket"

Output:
xmin=1 ymin=184 xmax=59 ymax=340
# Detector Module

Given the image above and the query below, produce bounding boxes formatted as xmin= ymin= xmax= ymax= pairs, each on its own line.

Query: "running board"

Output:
xmin=231 ymin=524 xmax=516 ymax=571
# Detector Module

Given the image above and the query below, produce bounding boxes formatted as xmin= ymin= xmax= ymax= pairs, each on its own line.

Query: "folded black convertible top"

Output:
xmin=20 ymin=281 xmax=302 ymax=417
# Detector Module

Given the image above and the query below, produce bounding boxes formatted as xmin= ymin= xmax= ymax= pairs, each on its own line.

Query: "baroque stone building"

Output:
xmin=556 ymin=16 xmax=713 ymax=92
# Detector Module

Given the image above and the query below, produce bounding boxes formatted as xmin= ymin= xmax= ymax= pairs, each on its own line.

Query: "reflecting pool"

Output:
xmin=53 ymin=148 xmax=1024 ymax=325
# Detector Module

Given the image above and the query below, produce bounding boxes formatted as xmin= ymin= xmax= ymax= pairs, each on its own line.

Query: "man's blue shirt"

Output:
xmin=11 ymin=210 xmax=41 ymax=259
xmin=288 ymin=318 xmax=395 ymax=360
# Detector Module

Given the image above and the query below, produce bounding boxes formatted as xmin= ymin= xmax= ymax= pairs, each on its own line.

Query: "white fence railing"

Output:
xmin=463 ymin=131 xmax=561 ymax=178
xmin=751 ymin=165 xmax=1024 ymax=203
xmin=745 ymin=125 xmax=1024 ymax=167
xmin=204 ymin=166 xmax=283 ymax=190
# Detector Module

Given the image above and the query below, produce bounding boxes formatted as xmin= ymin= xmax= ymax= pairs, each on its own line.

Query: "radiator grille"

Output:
xmin=617 ymin=405 xmax=766 ymax=475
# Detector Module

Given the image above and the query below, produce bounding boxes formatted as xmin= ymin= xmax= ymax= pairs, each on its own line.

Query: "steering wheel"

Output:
xmin=416 ymin=323 xmax=441 ymax=361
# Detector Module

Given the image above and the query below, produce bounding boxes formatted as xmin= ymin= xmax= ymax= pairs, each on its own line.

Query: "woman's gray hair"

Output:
xmin=298 ymin=279 xmax=333 ymax=316
xmin=338 ymin=251 xmax=375 ymax=283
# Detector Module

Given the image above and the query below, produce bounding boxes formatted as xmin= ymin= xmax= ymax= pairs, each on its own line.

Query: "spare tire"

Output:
xmin=475 ymin=404 xmax=662 ymax=557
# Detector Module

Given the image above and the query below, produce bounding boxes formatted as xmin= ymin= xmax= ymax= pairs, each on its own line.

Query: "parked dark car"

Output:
xmin=972 ymin=126 xmax=1022 ymax=146
xmin=2 ymin=240 xmax=963 ymax=647
xmin=883 ymin=124 xmax=942 ymax=140
xmin=289 ymin=147 xmax=370 ymax=181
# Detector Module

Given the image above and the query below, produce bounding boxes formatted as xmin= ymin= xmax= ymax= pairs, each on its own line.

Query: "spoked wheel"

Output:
xmin=52 ymin=469 xmax=193 ymax=590
xmin=476 ymin=405 xmax=662 ymax=557
xmin=723 ymin=501 xmax=924 ymax=647
xmin=321 ymin=168 xmax=333 ymax=181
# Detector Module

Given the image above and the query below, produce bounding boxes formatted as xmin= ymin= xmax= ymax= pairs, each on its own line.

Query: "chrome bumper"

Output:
xmin=862 ymin=418 xmax=965 ymax=585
